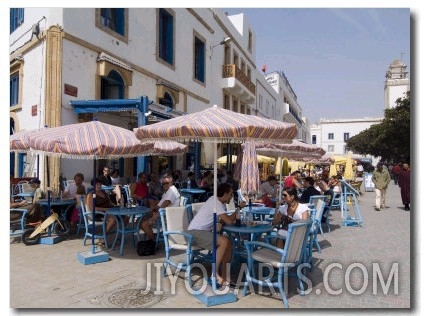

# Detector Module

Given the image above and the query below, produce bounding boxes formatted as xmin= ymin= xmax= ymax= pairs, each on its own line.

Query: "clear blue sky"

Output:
xmin=223 ymin=8 xmax=410 ymax=123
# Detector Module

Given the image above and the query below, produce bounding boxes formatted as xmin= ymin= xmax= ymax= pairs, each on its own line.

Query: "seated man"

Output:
xmin=299 ymin=176 xmax=321 ymax=204
xmin=259 ymin=175 xmax=278 ymax=207
xmin=130 ymin=172 xmax=149 ymax=206
xmin=140 ymin=175 xmax=181 ymax=243
xmin=318 ymin=180 xmax=334 ymax=222
xmin=188 ymin=182 xmax=240 ymax=287
xmin=98 ymin=166 xmax=122 ymax=204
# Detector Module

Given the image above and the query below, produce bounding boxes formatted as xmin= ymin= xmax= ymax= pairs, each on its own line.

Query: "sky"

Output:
xmin=223 ymin=8 xmax=411 ymax=123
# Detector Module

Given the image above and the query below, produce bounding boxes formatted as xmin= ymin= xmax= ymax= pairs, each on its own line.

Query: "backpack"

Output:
xmin=137 ymin=239 xmax=156 ymax=256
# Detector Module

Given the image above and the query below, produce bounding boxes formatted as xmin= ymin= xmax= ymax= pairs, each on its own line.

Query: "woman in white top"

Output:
xmin=110 ymin=169 xmax=121 ymax=186
xmin=272 ymin=187 xmax=310 ymax=248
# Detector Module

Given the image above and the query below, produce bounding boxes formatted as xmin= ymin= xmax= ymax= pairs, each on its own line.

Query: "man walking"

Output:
xmin=397 ymin=162 xmax=410 ymax=211
xmin=372 ymin=162 xmax=391 ymax=211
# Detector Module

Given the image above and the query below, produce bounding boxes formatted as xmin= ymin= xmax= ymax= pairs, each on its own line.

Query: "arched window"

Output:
xmin=159 ymin=92 xmax=174 ymax=109
xmin=101 ymin=70 xmax=124 ymax=99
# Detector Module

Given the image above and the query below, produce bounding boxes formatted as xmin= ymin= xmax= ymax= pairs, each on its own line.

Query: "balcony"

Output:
xmin=221 ymin=64 xmax=255 ymax=103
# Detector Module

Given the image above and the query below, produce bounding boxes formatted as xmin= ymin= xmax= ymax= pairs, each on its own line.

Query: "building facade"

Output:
xmin=310 ymin=59 xmax=409 ymax=166
xmin=10 ymin=8 xmax=301 ymax=190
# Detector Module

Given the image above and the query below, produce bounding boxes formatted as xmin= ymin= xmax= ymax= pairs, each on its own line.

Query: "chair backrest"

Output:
xmin=237 ymin=189 xmax=247 ymax=204
xmin=226 ymin=197 xmax=236 ymax=212
xmin=189 ymin=202 xmax=205 ymax=220
xmin=160 ymin=206 xmax=189 ymax=246
xmin=308 ymin=195 xmax=329 ymax=210
xmin=284 ymin=219 xmax=312 ymax=264
xmin=20 ymin=182 xmax=34 ymax=194
xmin=315 ymin=199 xmax=326 ymax=220
xmin=180 ymin=196 xmax=188 ymax=207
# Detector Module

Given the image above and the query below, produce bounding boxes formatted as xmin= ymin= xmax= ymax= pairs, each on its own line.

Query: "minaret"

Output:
xmin=384 ymin=59 xmax=410 ymax=109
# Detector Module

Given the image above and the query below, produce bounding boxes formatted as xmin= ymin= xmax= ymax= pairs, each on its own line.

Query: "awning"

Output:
xmin=70 ymin=97 xmax=185 ymax=121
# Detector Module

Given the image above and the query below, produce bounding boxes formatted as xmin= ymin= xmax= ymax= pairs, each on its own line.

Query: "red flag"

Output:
xmin=261 ymin=64 xmax=267 ymax=73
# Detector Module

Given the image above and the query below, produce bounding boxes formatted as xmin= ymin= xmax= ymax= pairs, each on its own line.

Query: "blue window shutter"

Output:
xmin=10 ymin=75 xmax=19 ymax=106
xmin=18 ymin=153 xmax=25 ymax=177
xmin=199 ymin=42 xmax=205 ymax=82
xmin=116 ymin=8 xmax=125 ymax=36
xmin=166 ymin=14 xmax=174 ymax=64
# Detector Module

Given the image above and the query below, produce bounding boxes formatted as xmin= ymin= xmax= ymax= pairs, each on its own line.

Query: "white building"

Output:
xmin=310 ymin=118 xmax=382 ymax=165
xmin=264 ymin=71 xmax=308 ymax=142
xmin=310 ymin=59 xmax=409 ymax=166
xmin=9 ymin=8 xmax=298 ymax=190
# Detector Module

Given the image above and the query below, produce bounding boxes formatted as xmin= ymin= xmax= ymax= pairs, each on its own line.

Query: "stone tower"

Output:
xmin=384 ymin=59 xmax=409 ymax=109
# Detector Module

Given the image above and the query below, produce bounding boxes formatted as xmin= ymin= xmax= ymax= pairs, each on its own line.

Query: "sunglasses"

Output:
xmin=162 ymin=182 xmax=170 ymax=185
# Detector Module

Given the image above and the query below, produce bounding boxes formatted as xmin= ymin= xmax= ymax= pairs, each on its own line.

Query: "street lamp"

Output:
xmin=209 ymin=37 xmax=231 ymax=59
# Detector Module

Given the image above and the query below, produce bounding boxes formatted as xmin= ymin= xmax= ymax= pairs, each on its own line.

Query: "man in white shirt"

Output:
xmin=63 ymin=173 xmax=86 ymax=199
xmin=188 ymin=182 xmax=240 ymax=287
xmin=140 ymin=175 xmax=180 ymax=241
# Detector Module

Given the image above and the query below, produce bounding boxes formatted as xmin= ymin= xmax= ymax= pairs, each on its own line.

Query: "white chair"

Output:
xmin=187 ymin=202 xmax=205 ymax=223
xmin=159 ymin=206 xmax=212 ymax=288
xmin=237 ymin=188 xmax=248 ymax=205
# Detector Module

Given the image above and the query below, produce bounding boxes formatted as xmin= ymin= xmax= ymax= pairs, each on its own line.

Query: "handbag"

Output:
xmin=280 ymin=214 xmax=293 ymax=231
xmin=137 ymin=239 xmax=156 ymax=256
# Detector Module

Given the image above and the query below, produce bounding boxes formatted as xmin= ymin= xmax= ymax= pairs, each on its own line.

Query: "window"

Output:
xmin=10 ymin=73 xmax=19 ymax=107
xmin=344 ymin=132 xmax=350 ymax=141
xmin=343 ymin=145 xmax=348 ymax=154
xmin=158 ymin=9 xmax=174 ymax=65
xmin=101 ymin=70 xmax=124 ymax=99
xmin=100 ymin=8 xmax=125 ymax=36
xmin=328 ymin=133 xmax=334 ymax=140
xmin=194 ymin=36 xmax=205 ymax=83
xmin=248 ymin=30 xmax=253 ymax=52
xmin=312 ymin=135 xmax=317 ymax=144
xmin=159 ymin=92 xmax=174 ymax=109
xmin=328 ymin=145 xmax=334 ymax=152
xmin=10 ymin=8 xmax=24 ymax=33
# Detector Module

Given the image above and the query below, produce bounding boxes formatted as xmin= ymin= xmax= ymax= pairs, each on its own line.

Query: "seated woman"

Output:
xmin=86 ymin=178 xmax=128 ymax=245
xmin=272 ymin=187 xmax=310 ymax=248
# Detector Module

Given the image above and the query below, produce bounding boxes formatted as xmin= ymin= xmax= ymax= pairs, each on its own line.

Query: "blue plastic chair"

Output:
xmin=80 ymin=196 xmax=110 ymax=249
xmin=10 ymin=208 xmax=28 ymax=238
xmin=242 ymin=219 xmax=312 ymax=308
xmin=159 ymin=207 xmax=212 ymax=288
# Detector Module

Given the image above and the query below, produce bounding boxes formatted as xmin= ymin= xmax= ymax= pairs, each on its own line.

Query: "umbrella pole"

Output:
xmin=77 ymin=160 xmax=109 ymax=265
xmin=212 ymin=140 xmax=218 ymax=291
xmin=194 ymin=139 xmax=237 ymax=306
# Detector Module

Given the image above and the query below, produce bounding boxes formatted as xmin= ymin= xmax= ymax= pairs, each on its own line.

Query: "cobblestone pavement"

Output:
xmin=9 ymin=181 xmax=411 ymax=312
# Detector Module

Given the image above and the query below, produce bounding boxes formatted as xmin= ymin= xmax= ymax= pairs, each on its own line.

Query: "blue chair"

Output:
xmin=308 ymin=195 xmax=329 ymax=237
xmin=80 ymin=196 xmax=110 ymax=248
xmin=10 ymin=208 xmax=28 ymax=239
xmin=242 ymin=219 xmax=312 ymax=308
xmin=159 ymin=206 xmax=212 ymax=288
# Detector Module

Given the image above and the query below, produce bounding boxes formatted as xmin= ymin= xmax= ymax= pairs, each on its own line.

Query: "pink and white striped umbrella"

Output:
xmin=255 ymin=139 xmax=326 ymax=160
xmin=239 ymin=141 xmax=260 ymax=195
xmin=10 ymin=128 xmax=47 ymax=153
xmin=28 ymin=120 xmax=186 ymax=159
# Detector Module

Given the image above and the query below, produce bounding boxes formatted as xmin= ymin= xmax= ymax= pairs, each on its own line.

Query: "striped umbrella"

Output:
xmin=29 ymin=120 xmax=186 ymax=159
xmin=10 ymin=128 xmax=48 ymax=153
xmin=239 ymin=141 xmax=260 ymax=195
xmin=135 ymin=105 xmax=297 ymax=292
xmin=255 ymin=139 xmax=326 ymax=160
xmin=27 ymin=120 xmax=186 ymax=256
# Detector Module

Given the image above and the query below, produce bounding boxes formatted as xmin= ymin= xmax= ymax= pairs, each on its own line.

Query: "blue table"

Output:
xmin=37 ymin=198 xmax=76 ymax=218
xmin=244 ymin=205 xmax=275 ymax=221
xmin=222 ymin=222 xmax=274 ymax=268
xmin=180 ymin=188 xmax=206 ymax=203
xmin=106 ymin=206 xmax=150 ymax=256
